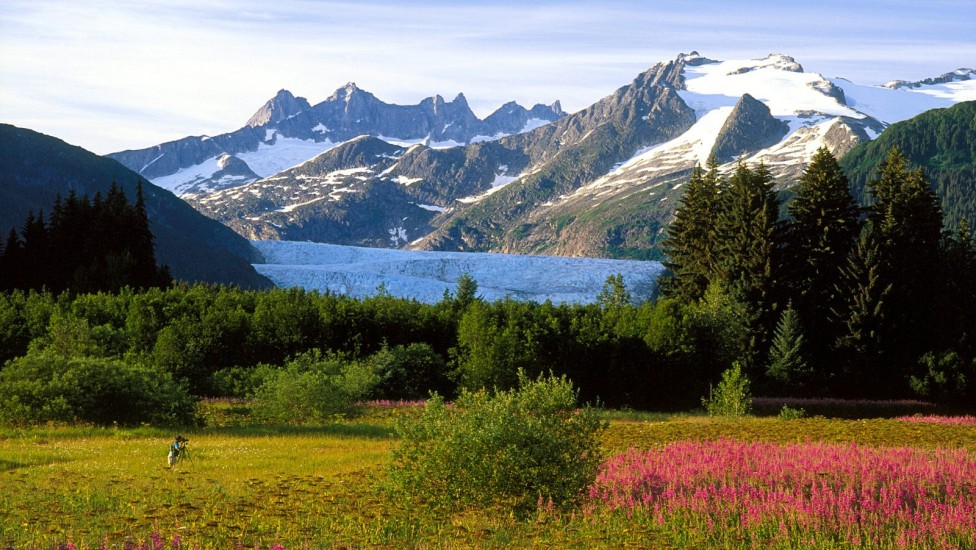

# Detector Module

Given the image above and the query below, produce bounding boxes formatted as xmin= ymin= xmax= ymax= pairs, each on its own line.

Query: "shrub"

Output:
xmin=369 ymin=342 xmax=448 ymax=400
xmin=251 ymin=349 xmax=378 ymax=423
xmin=211 ymin=364 xmax=278 ymax=397
xmin=0 ymin=350 xmax=196 ymax=426
xmin=778 ymin=404 xmax=806 ymax=420
xmin=702 ymin=361 xmax=753 ymax=417
xmin=389 ymin=370 xmax=607 ymax=514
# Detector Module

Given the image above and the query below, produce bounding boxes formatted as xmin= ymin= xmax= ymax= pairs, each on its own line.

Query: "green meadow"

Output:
xmin=2 ymin=402 xmax=975 ymax=549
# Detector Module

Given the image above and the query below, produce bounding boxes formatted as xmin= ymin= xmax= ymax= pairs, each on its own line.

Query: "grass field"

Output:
xmin=2 ymin=403 xmax=975 ymax=549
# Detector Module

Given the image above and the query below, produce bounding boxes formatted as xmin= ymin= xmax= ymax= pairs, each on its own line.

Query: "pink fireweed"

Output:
xmin=590 ymin=439 xmax=976 ymax=548
xmin=897 ymin=415 xmax=976 ymax=427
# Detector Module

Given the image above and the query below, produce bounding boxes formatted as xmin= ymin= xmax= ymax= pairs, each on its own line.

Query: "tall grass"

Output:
xmin=2 ymin=404 xmax=975 ymax=548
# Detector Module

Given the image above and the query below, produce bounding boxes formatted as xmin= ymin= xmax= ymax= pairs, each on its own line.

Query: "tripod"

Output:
xmin=177 ymin=444 xmax=193 ymax=464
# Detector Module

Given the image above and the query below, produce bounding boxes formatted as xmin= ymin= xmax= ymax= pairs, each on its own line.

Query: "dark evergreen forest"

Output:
xmin=0 ymin=181 xmax=171 ymax=293
xmin=0 ymin=148 xmax=972 ymax=425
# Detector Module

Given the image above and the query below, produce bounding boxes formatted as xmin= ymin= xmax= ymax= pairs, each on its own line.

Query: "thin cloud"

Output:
xmin=1 ymin=0 xmax=973 ymax=153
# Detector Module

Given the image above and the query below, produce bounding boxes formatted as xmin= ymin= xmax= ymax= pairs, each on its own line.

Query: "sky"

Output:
xmin=1 ymin=0 xmax=974 ymax=155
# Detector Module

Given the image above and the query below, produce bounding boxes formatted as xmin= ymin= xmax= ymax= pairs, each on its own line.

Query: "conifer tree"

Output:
xmin=661 ymin=160 xmax=721 ymax=302
xmin=713 ymin=161 xmax=783 ymax=370
xmin=785 ymin=146 xmax=861 ymax=362
xmin=766 ymin=305 xmax=812 ymax=393
xmin=831 ymin=222 xmax=892 ymax=396
xmin=939 ymin=217 xmax=976 ymax=363
xmin=868 ymin=148 xmax=945 ymax=383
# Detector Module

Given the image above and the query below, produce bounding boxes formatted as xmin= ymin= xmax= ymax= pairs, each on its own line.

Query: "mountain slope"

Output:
xmin=840 ymin=100 xmax=976 ymax=233
xmin=107 ymin=85 xmax=564 ymax=197
xmin=119 ymin=53 xmax=976 ymax=261
xmin=0 ymin=124 xmax=273 ymax=288
xmin=410 ymin=54 xmax=973 ymax=257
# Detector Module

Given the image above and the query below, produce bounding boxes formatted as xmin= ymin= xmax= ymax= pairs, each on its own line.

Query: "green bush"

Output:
xmin=251 ymin=349 xmax=378 ymax=423
xmin=389 ymin=370 xmax=607 ymax=514
xmin=369 ymin=342 xmax=448 ymax=400
xmin=777 ymin=405 xmax=806 ymax=420
xmin=702 ymin=361 xmax=753 ymax=418
xmin=0 ymin=351 xmax=197 ymax=426
xmin=211 ymin=364 xmax=278 ymax=397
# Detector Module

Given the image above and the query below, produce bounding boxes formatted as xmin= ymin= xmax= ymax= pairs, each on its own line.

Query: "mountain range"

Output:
xmin=104 ymin=53 xmax=973 ymax=260
xmin=107 ymin=85 xmax=564 ymax=197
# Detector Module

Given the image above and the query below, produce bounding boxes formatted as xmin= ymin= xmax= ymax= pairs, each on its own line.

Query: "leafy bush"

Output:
xmin=778 ymin=405 xmax=806 ymax=420
xmin=369 ymin=343 xmax=448 ymax=400
xmin=389 ymin=370 xmax=607 ymax=514
xmin=251 ymin=349 xmax=378 ymax=423
xmin=210 ymin=364 xmax=278 ymax=397
xmin=0 ymin=350 xmax=196 ymax=426
xmin=702 ymin=362 xmax=753 ymax=417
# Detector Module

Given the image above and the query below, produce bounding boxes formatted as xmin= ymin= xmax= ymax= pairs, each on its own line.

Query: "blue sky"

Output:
xmin=1 ymin=0 xmax=973 ymax=154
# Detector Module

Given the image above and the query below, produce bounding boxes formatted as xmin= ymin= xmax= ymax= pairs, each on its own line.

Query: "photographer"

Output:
xmin=168 ymin=435 xmax=188 ymax=467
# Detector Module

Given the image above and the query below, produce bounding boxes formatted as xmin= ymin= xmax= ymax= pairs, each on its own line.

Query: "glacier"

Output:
xmin=252 ymin=240 xmax=665 ymax=304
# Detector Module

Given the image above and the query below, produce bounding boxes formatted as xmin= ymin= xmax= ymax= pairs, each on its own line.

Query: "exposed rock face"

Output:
xmin=711 ymin=93 xmax=790 ymax=163
xmin=108 ymin=85 xmax=565 ymax=197
xmin=883 ymin=68 xmax=975 ymax=89
xmin=246 ymin=89 xmax=312 ymax=127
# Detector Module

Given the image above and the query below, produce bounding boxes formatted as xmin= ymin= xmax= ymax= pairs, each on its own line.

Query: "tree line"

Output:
xmin=0 ymin=148 xmax=972 ymax=425
xmin=662 ymin=146 xmax=974 ymax=404
xmin=0 ymin=181 xmax=171 ymax=293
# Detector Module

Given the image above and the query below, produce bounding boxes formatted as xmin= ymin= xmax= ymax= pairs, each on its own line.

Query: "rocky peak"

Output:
xmin=246 ymin=89 xmax=312 ymax=127
xmin=883 ymin=68 xmax=975 ymax=89
xmin=728 ymin=54 xmax=803 ymax=75
xmin=711 ymin=93 xmax=791 ymax=163
xmin=678 ymin=51 xmax=718 ymax=67
xmin=328 ymin=82 xmax=364 ymax=102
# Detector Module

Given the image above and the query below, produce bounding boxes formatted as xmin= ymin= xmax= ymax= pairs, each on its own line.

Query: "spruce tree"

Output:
xmin=785 ymin=146 xmax=861 ymax=364
xmin=661 ymin=160 xmax=721 ymax=302
xmin=766 ymin=305 xmax=812 ymax=393
xmin=831 ymin=222 xmax=892 ymax=396
xmin=713 ymin=161 xmax=783 ymax=370
xmin=868 ymin=148 xmax=945 ymax=386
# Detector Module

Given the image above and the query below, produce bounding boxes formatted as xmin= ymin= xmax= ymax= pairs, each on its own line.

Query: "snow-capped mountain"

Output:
xmin=114 ymin=53 xmax=976 ymax=259
xmin=252 ymin=240 xmax=664 ymax=304
xmin=107 ymin=85 xmax=564 ymax=196
xmin=412 ymin=53 xmax=975 ymax=257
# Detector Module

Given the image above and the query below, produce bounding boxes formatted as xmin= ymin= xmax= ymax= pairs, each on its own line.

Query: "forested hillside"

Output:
xmin=664 ymin=146 xmax=974 ymax=405
xmin=0 ymin=182 xmax=171 ymax=293
xmin=841 ymin=101 xmax=976 ymax=234
xmin=0 ymin=124 xmax=272 ymax=288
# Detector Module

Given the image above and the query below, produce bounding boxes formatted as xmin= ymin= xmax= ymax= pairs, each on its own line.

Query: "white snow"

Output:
xmin=417 ymin=204 xmax=446 ymax=212
xmin=490 ymin=174 xmax=517 ymax=189
xmin=150 ymin=156 xmax=222 ymax=195
xmin=469 ymin=133 xmax=506 ymax=143
xmin=312 ymin=123 xmax=329 ymax=133
xmin=395 ymin=175 xmax=423 ymax=186
xmin=251 ymin=240 xmax=664 ymax=304
xmin=828 ymin=77 xmax=971 ymax=125
xmin=428 ymin=139 xmax=465 ymax=149
xmin=140 ymin=154 xmax=164 ymax=173
xmin=521 ymin=118 xmax=552 ymax=133
xmin=237 ymin=136 xmax=337 ymax=178
xmin=679 ymin=57 xmax=860 ymax=119
xmin=277 ymin=196 xmax=326 ymax=213
xmin=457 ymin=173 xmax=520 ymax=203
